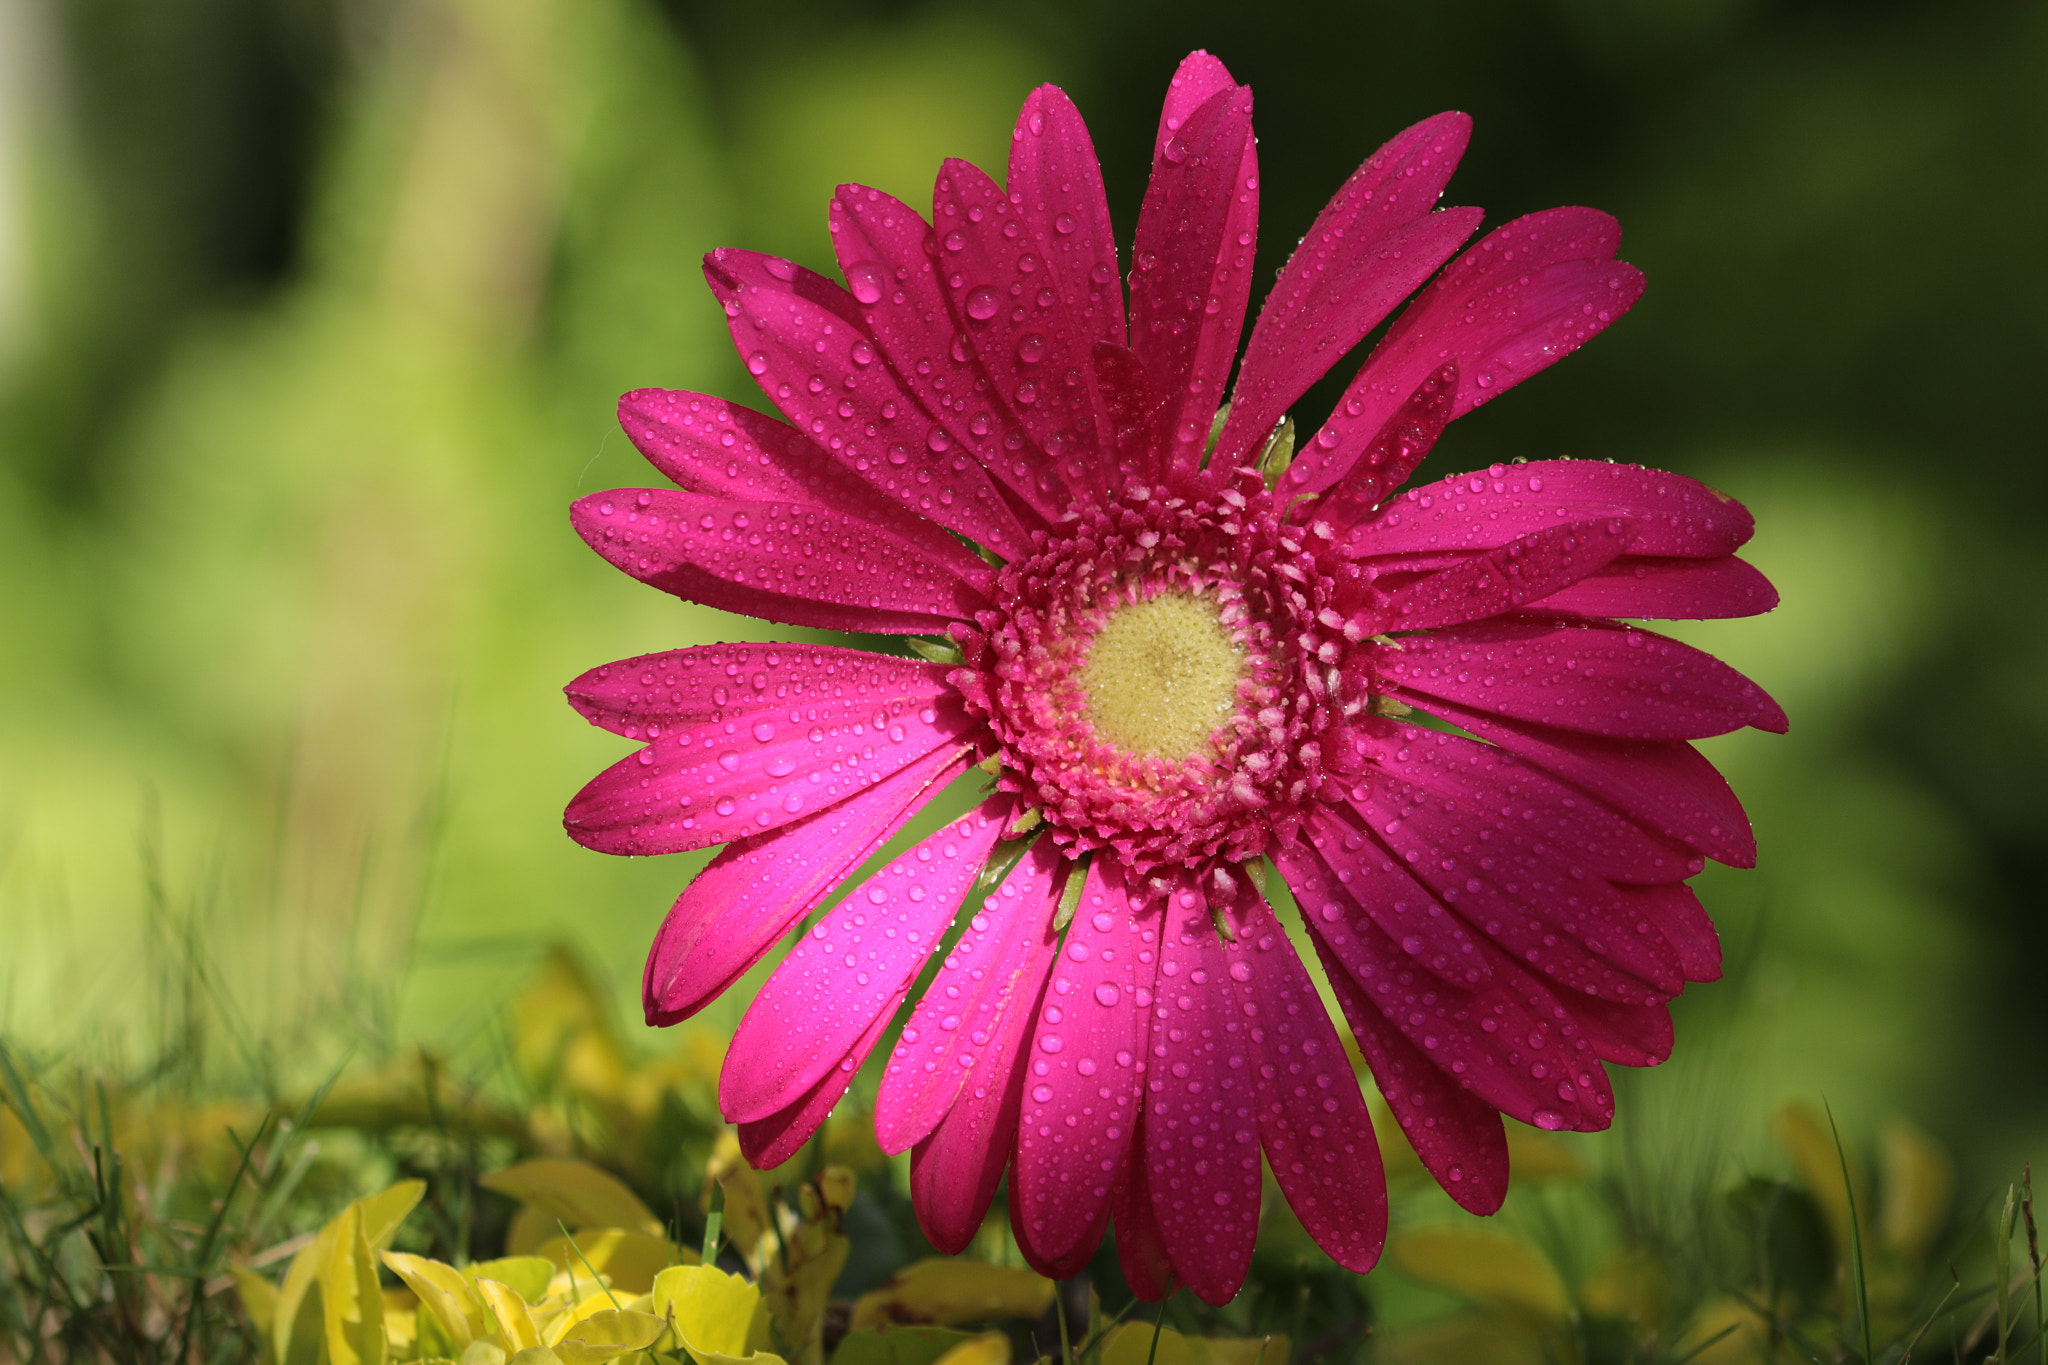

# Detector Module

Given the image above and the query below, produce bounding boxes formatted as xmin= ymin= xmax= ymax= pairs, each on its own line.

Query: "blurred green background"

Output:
xmin=1 ymin=0 xmax=2040 ymax=1205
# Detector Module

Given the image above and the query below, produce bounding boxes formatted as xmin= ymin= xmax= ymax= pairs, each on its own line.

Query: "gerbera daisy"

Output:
xmin=563 ymin=51 xmax=1781 ymax=1305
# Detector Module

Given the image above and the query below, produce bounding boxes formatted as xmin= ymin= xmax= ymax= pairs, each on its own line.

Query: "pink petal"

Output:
xmin=830 ymin=187 xmax=1069 ymax=522
xmin=1010 ymin=857 xmax=1158 ymax=1277
xmin=1144 ymin=880 xmax=1261 ymax=1307
xmin=1218 ymin=885 xmax=1387 ymax=1273
xmin=1291 ymin=363 xmax=1458 ymax=506
xmin=642 ymin=742 xmax=971 ymax=1026
xmin=1112 ymin=1118 xmax=1174 ymax=1301
xmin=571 ymin=488 xmax=990 ymax=635
xmin=1357 ymin=517 xmax=1638 ymax=635
xmin=704 ymin=249 xmax=1033 ymax=559
xmin=1616 ymin=880 xmax=1722 ymax=982
xmin=1092 ymin=342 xmax=1168 ymax=484
xmin=1395 ymin=695 xmax=1756 ymax=868
xmin=737 ymin=1005 xmax=896 ymax=1168
xmin=564 ymin=666 xmax=969 ymax=857
xmin=1278 ymin=808 xmax=1496 ymax=990
xmin=1378 ymin=617 xmax=1788 ymax=739
xmin=909 ymin=957 xmax=1043 ymax=1254
xmin=874 ymin=837 xmax=1064 ymax=1154
xmin=1153 ymin=51 xmax=1236 ymax=159
xmin=1307 ymin=905 xmax=1615 ymax=1133
xmin=566 ymin=642 xmax=945 ymax=741
xmin=935 ymin=158 xmax=1114 ymax=496
xmin=1534 ymin=554 xmax=1779 ymax=621
xmin=720 ymin=797 xmax=1014 ymax=1122
xmin=1315 ymin=943 xmax=1509 ymax=1215
xmin=1130 ymin=84 xmax=1257 ymax=478
xmin=1007 ymin=85 xmax=1125 ymax=352
xmin=1219 ymin=111 xmax=1478 ymax=467
xmin=1291 ymin=210 xmax=1644 ymax=492
xmin=1340 ymin=459 xmax=1755 ymax=559
xmin=1564 ymin=995 xmax=1674 ymax=1068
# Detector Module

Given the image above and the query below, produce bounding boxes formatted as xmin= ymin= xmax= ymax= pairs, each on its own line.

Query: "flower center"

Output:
xmin=1078 ymin=591 xmax=1244 ymax=760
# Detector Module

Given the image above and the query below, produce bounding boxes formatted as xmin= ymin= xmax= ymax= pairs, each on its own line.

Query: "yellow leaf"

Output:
xmin=1097 ymin=1325 xmax=1291 ymax=1365
xmin=385 ymin=1252 xmax=488 ymax=1348
xmin=761 ymin=1168 xmax=854 ymax=1365
xmin=477 ymin=1278 xmax=545 ymax=1353
xmin=704 ymin=1131 xmax=771 ymax=1276
xmin=535 ymin=1228 xmax=693 ymax=1296
xmin=829 ymin=1326 xmax=978 ymax=1365
xmin=466 ymin=1257 xmax=559 ymax=1305
xmin=508 ymin=946 xmax=630 ymax=1103
xmin=1773 ymin=1102 xmax=1866 ymax=1256
xmin=361 ymin=1180 xmax=428 ymax=1250
xmin=458 ymin=1344 xmax=510 ymax=1365
xmin=384 ymin=1288 xmax=420 ymax=1352
xmin=321 ymin=1205 xmax=390 ymax=1365
xmin=652 ymin=1264 xmax=771 ymax=1361
xmin=1580 ymin=1249 xmax=1666 ymax=1327
xmin=1372 ymin=1315 xmax=1543 ymax=1365
xmin=231 ymin=1264 xmax=279 ymax=1340
xmin=1879 ymin=1119 xmax=1953 ymax=1259
xmin=482 ymin=1159 xmax=663 ymax=1237
xmin=1503 ymin=1124 xmax=1587 ymax=1182
xmin=1675 ymin=1297 xmax=1768 ymax=1365
xmin=1390 ymin=1228 xmax=1569 ymax=1322
xmin=548 ymin=1309 xmax=668 ymax=1365
xmin=849 ymin=1260 xmax=1054 ymax=1330
xmin=506 ymin=1351 xmax=565 ymax=1365
xmin=928 ymin=1332 xmax=1010 ymax=1365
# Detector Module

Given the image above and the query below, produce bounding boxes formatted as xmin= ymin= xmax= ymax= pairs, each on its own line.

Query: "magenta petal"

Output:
xmin=1358 ymin=517 xmax=1638 ymax=634
xmin=909 ymin=951 xmax=1042 ymax=1254
xmin=641 ymin=742 xmax=970 ymax=1026
xmin=1112 ymin=1119 xmax=1174 ymax=1301
xmin=1398 ymin=694 xmax=1756 ymax=868
xmin=830 ymin=187 xmax=1067 ymax=523
xmin=1535 ymin=554 xmax=1779 ymax=621
xmin=1565 ymin=995 xmax=1674 ymax=1067
xmin=1154 ymin=51 xmax=1237 ymax=157
xmin=1130 ymin=84 xmax=1257 ymax=478
xmin=1380 ymin=617 xmax=1788 ymax=739
xmin=1616 ymin=881 xmax=1722 ymax=983
xmin=935 ymin=158 xmax=1113 ymax=496
xmin=1316 ymin=946 xmax=1508 ymax=1215
xmin=1219 ymin=886 xmax=1387 ymax=1273
xmin=1292 ymin=210 xmax=1644 ymax=492
xmin=1220 ymin=110 xmax=1478 ymax=467
xmin=1293 ymin=363 xmax=1458 ymax=507
xmin=704 ymin=249 xmax=1033 ymax=559
xmin=737 ymin=1005 xmax=896 ymax=1168
xmin=874 ymin=838 xmax=1063 ymax=1154
xmin=1008 ymin=86 xmax=1125 ymax=351
xmin=565 ymin=667 xmax=969 ymax=857
xmin=570 ymin=488 xmax=990 ymax=635
xmin=1011 ymin=857 xmax=1158 ymax=1276
xmin=567 ymin=642 xmax=944 ymax=741
xmin=1145 ymin=880 xmax=1261 ymax=1307
xmin=1342 ymin=459 xmax=1756 ymax=559
xmin=721 ymin=797 xmax=1014 ymax=1122
xmin=1307 ymin=907 xmax=1615 ymax=1132
xmin=1093 ymin=342 xmax=1168 ymax=484
xmin=1278 ymin=808 xmax=1495 ymax=991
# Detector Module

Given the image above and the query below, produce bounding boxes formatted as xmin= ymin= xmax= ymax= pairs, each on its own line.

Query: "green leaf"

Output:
xmin=829 ymin=1326 xmax=976 ymax=1365
xmin=481 ymin=1160 xmax=662 ymax=1237
xmin=848 ymin=1260 xmax=1052 ymax=1331
xmin=467 ymin=1257 xmax=558 ymax=1307
xmin=549 ymin=1309 xmax=668 ymax=1364
xmin=1389 ymin=1227 xmax=1569 ymax=1322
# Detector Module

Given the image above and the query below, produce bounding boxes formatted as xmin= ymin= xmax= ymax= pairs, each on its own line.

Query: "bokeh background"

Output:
xmin=2 ymin=0 xmax=2041 ymax=1211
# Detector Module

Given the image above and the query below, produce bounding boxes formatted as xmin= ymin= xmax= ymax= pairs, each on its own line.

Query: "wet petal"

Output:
xmin=1358 ymin=517 xmax=1638 ymax=634
xmin=1565 ymin=995 xmax=1674 ymax=1067
xmin=565 ymin=668 xmax=969 ymax=856
xmin=566 ymin=642 xmax=945 ymax=741
xmin=720 ymin=796 xmax=1014 ymax=1122
xmin=737 ymin=1005 xmax=896 ymax=1167
xmin=1220 ymin=886 xmax=1387 ymax=1273
xmin=1011 ymin=858 xmax=1158 ymax=1278
xmin=1533 ymin=554 xmax=1779 ymax=621
xmin=570 ymin=488 xmax=990 ymax=635
xmin=1007 ymin=85 xmax=1125 ymax=351
xmin=875 ymin=838 xmax=1064 ymax=1154
xmin=641 ymin=743 xmax=971 ymax=1025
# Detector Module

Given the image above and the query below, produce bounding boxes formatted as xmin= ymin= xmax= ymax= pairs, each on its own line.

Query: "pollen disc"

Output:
xmin=1078 ymin=590 xmax=1245 ymax=760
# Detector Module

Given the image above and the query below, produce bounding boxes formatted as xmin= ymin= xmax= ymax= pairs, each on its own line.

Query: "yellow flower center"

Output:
xmin=1078 ymin=590 xmax=1244 ymax=760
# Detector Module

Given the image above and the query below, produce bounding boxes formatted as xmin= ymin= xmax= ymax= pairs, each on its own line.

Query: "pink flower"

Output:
xmin=564 ymin=52 xmax=1781 ymax=1304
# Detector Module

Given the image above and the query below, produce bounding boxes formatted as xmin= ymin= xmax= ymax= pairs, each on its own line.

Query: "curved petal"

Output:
xmin=1130 ymin=82 xmax=1257 ymax=478
xmin=1356 ymin=516 xmax=1638 ymax=635
xmin=1008 ymin=85 xmax=1125 ymax=352
xmin=642 ymin=742 xmax=972 ymax=1026
xmin=1112 ymin=1109 xmax=1175 ymax=1301
xmin=875 ymin=837 xmax=1064 ymax=1154
xmin=1294 ymin=363 xmax=1458 ymax=511
xmin=1377 ymin=617 xmax=1788 ymax=739
xmin=572 ymin=488 xmax=991 ymax=635
xmin=720 ymin=796 xmax=1014 ymax=1122
xmin=830 ymin=187 xmax=1068 ymax=522
xmin=737 ymin=1005 xmax=896 ymax=1168
xmin=1395 ymin=693 xmax=1756 ymax=868
xmin=1616 ymin=880 xmax=1722 ymax=983
xmin=1339 ymin=459 xmax=1755 ymax=559
xmin=1219 ymin=111 xmax=1478 ymax=467
xmin=565 ymin=675 xmax=970 ymax=857
xmin=1565 ymin=995 xmax=1673 ymax=1068
xmin=1290 ymin=209 xmax=1645 ymax=493
xmin=1532 ymin=554 xmax=1779 ymax=621
xmin=567 ymin=642 xmax=946 ymax=741
xmin=1011 ymin=857 xmax=1158 ymax=1277
xmin=935 ymin=158 xmax=1115 ymax=496
xmin=1219 ymin=885 xmax=1387 ymax=1274
xmin=1314 ymin=941 xmax=1509 ymax=1215
xmin=704 ymin=249 xmax=1033 ymax=559
xmin=1144 ymin=880 xmax=1261 ymax=1307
